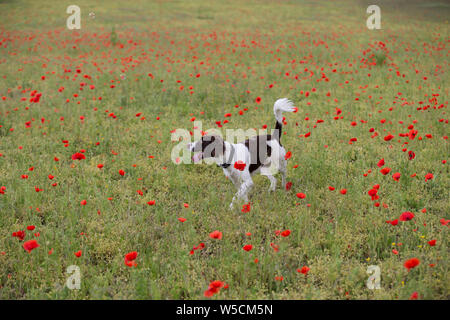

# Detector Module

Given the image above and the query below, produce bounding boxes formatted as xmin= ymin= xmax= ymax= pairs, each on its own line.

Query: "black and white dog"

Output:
xmin=187 ymin=98 xmax=297 ymax=209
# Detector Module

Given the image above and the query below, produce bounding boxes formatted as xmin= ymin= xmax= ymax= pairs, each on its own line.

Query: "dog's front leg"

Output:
xmin=242 ymin=170 xmax=254 ymax=200
xmin=229 ymin=180 xmax=241 ymax=209
xmin=230 ymin=175 xmax=253 ymax=209
xmin=238 ymin=178 xmax=253 ymax=202
xmin=227 ymin=173 xmax=242 ymax=209
xmin=229 ymin=174 xmax=241 ymax=190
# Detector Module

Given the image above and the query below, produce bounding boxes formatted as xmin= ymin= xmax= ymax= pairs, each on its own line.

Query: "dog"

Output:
xmin=187 ymin=98 xmax=297 ymax=209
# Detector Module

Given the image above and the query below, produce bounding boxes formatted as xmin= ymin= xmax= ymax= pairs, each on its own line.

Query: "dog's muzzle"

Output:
xmin=192 ymin=152 xmax=203 ymax=163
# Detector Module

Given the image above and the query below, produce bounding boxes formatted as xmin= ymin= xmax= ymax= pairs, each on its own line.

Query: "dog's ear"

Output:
xmin=210 ymin=136 xmax=215 ymax=142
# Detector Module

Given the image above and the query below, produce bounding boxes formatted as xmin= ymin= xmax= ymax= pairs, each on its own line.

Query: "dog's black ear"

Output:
xmin=210 ymin=136 xmax=215 ymax=142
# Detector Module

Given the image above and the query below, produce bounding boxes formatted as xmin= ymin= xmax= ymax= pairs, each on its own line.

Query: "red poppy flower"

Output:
xmin=380 ymin=167 xmax=391 ymax=175
xmin=124 ymin=251 xmax=138 ymax=267
xmin=428 ymin=239 xmax=436 ymax=246
xmin=408 ymin=129 xmax=418 ymax=140
xmin=74 ymin=250 xmax=82 ymax=257
xmin=296 ymin=192 xmax=306 ymax=199
xmin=400 ymin=211 xmax=414 ymax=221
xmin=425 ymin=173 xmax=433 ymax=181
xmin=281 ymin=230 xmax=291 ymax=237
xmin=297 ymin=266 xmax=310 ymax=274
xmin=404 ymin=258 xmax=420 ymax=270
xmin=243 ymin=244 xmax=253 ymax=252
xmin=204 ymin=280 xmax=224 ymax=297
xmin=23 ymin=240 xmax=40 ymax=253
xmin=270 ymin=243 xmax=279 ymax=252
xmin=392 ymin=172 xmax=401 ymax=181
xmin=12 ymin=230 xmax=26 ymax=241
xmin=234 ymin=161 xmax=246 ymax=171
xmin=210 ymin=280 xmax=224 ymax=289
xmin=71 ymin=152 xmax=85 ymax=160
xmin=209 ymin=230 xmax=223 ymax=240
xmin=190 ymin=242 xmax=205 ymax=255
xmin=409 ymin=292 xmax=418 ymax=300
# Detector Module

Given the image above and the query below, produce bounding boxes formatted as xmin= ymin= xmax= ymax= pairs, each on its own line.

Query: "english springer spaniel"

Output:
xmin=187 ymin=98 xmax=297 ymax=209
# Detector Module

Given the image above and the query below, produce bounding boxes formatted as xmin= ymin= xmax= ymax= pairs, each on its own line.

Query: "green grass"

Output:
xmin=0 ymin=0 xmax=448 ymax=300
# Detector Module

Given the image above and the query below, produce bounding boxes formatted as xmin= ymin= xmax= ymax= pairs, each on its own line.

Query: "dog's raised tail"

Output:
xmin=273 ymin=98 xmax=296 ymax=143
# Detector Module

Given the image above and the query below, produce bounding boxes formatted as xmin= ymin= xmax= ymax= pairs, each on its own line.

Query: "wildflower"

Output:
xmin=23 ymin=240 xmax=40 ymax=253
xmin=209 ymin=230 xmax=223 ymax=240
xmin=124 ymin=251 xmax=138 ymax=267
xmin=404 ymin=258 xmax=420 ymax=271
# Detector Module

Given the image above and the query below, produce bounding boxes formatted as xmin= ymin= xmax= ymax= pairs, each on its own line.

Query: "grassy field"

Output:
xmin=0 ymin=0 xmax=448 ymax=300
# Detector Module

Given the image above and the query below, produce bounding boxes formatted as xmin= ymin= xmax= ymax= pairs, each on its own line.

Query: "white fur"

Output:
xmin=218 ymin=139 xmax=289 ymax=209
xmin=274 ymin=98 xmax=296 ymax=123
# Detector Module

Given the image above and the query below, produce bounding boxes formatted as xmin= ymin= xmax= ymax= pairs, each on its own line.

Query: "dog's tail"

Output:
xmin=273 ymin=98 xmax=296 ymax=143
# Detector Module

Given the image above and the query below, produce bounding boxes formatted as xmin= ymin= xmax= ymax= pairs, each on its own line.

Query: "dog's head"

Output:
xmin=187 ymin=135 xmax=225 ymax=163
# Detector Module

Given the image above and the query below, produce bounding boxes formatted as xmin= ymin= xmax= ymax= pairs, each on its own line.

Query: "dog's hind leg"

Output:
xmin=279 ymin=158 xmax=287 ymax=190
xmin=266 ymin=174 xmax=277 ymax=191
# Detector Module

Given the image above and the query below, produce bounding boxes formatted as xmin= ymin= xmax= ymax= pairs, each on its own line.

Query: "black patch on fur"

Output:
xmin=274 ymin=120 xmax=283 ymax=145
xmin=244 ymin=135 xmax=273 ymax=174
xmin=199 ymin=135 xmax=224 ymax=159
xmin=218 ymin=144 xmax=235 ymax=168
